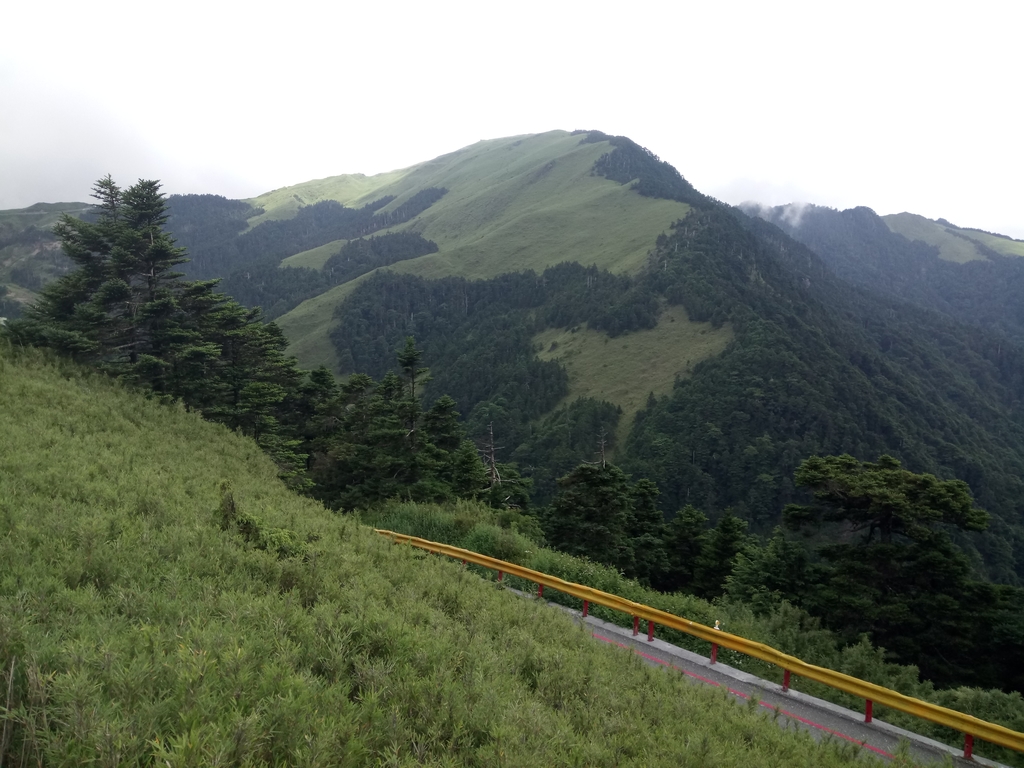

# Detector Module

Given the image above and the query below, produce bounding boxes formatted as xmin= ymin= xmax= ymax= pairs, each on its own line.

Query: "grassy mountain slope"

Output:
xmin=276 ymin=131 xmax=691 ymax=370
xmin=317 ymin=138 xmax=1024 ymax=583
xmin=0 ymin=202 xmax=90 ymax=230
xmin=0 ymin=345 xmax=890 ymax=767
xmin=280 ymin=238 xmax=350 ymax=269
xmin=884 ymin=212 xmax=1024 ymax=262
xmin=246 ymin=168 xmax=411 ymax=228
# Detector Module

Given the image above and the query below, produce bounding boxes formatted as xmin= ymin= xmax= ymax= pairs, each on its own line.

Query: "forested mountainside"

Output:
xmin=163 ymin=188 xmax=448 ymax=320
xmin=746 ymin=203 xmax=1024 ymax=346
xmin=313 ymin=133 xmax=1024 ymax=586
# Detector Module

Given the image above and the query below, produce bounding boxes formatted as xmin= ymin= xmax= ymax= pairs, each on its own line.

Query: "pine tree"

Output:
xmin=784 ymin=454 xmax=1001 ymax=685
xmin=661 ymin=504 xmax=708 ymax=592
xmin=629 ymin=478 xmax=669 ymax=586
xmin=545 ymin=463 xmax=635 ymax=573
xmin=691 ymin=510 xmax=750 ymax=599
xmin=7 ymin=176 xmax=308 ymax=485
xmin=724 ymin=527 xmax=814 ymax=612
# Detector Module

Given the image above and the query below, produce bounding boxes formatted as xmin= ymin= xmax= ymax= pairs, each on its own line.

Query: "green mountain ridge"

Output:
xmin=883 ymin=212 xmax=1024 ymax=263
xmin=272 ymin=130 xmax=693 ymax=369
xmin=0 ymin=202 xmax=86 ymax=317
xmin=747 ymin=202 xmax=1024 ymax=346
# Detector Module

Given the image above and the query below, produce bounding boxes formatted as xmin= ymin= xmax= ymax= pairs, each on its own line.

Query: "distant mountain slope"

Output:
xmin=746 ymin=203 xmax=1024 ymax=345
xmin=884 ymin=212 xmax=1024 ymax=262
xmin=246 ymin=167 xmax=412 ymax=228
xmin=0 ymin=201 xmax=86 ymax=317
xmin=271 ymin=130 xmax=693 ymax=369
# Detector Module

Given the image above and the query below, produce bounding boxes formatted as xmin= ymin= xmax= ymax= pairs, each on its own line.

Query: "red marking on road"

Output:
xmin=591 ymin=632 xmax=894 ymax=760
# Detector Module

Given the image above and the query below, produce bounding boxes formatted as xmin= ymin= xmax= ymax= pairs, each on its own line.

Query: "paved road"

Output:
xmin=539 ymin=599 xmax=1008 ymax=767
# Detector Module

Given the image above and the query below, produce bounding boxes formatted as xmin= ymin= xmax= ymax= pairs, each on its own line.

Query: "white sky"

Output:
xmin=3 ymin=0 xmax=1021 ymax=237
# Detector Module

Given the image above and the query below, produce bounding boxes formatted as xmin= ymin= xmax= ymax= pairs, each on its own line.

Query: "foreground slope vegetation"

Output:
xmin=0 ymin=346 xmax=908 ymax=767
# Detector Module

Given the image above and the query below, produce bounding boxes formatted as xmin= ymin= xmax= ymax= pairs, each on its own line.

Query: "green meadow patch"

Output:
xmin=534 ymin=305 xmax=733 ymax=444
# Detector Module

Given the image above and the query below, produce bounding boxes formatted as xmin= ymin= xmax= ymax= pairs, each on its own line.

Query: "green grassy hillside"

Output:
xmin=883 ymin=212 xmax=1024 ymax=262
xmin=0 ymin=344 xmax=897 ymax=767
xmin=958 ymin=227 xmax=1024 ymax=257
xmin=276 ymin=131 xmax=691 ymax=370
xmin=246 ymin=168 xmax=412 ymax=228
xmin=281 ymin=238 xmax=351 ymax=270
xmin=0 ymin=202 xmax=91 ymax=230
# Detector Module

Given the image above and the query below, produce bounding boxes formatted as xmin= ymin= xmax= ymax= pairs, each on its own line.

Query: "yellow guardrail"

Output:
xmin=376 ymin=529 xmax=1024 ymax=757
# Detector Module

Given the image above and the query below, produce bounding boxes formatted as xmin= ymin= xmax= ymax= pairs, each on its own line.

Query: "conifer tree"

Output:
xmin=783 ymin=454 xmax=1008 ymax=685
xmin=544 ymin=463 xmax=636 ymax=574
xmin=661 ymin=504 xmax=708 ymax=592
xmin=691 ymin=510 xmax=750 ymax=599
xmin=629 ymin=478 xmax=669 ymax=586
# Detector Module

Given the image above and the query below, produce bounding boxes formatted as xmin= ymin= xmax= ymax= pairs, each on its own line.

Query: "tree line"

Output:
xmin=163 ymin=187 xmax=449 ymax=320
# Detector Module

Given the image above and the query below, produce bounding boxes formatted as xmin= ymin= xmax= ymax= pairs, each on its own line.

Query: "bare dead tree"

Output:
xmin=483 ymin=422 xmax=502 ymax=486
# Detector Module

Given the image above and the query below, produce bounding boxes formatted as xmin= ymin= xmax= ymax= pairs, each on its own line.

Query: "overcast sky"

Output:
xmin=3 ymin=1 xmax=1021 ymax=237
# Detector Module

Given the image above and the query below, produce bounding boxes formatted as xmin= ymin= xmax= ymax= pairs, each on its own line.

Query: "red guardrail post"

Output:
xmin=498 ymin=570 xmax=504 ymax=582
xmin=537 ymin=583 xmax=544 ymax=598
xmin=711 ymin=644 xmax=718 ymax=664
xmin=633 ymin=616 xmax=639 ymax=636
xmin=782 ymin=670 xmax=791 ymax=692
xmin=865 ymin=700 xmax=873 ymax=723
xmin=582 ymin=600 xmax=589 ymax=617
xmin=648 ymin=620 xmax=655 ymax=642
xmin=964 ymin=734 xmax=974 ymax=759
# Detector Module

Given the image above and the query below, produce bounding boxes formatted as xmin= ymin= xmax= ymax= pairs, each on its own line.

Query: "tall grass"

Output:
xmin=0 ymin=344 xmax=910 ymax=766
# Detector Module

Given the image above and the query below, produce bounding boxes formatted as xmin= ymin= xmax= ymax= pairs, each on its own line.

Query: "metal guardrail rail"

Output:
xmin=377 ymin=529 xmax=1024 ymax=760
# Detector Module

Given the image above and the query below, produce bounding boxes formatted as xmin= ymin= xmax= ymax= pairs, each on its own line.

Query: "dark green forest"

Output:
xmin=326 ymin=176 xmax=1024 ymax=587
xmin=329 ymin=263 xmax=657 ymax=457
